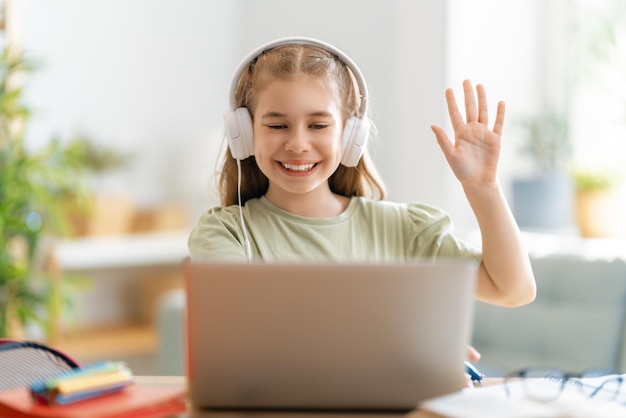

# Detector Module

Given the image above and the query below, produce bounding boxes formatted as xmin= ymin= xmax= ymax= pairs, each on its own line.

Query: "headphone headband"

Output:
xmin=228 ymin=36 xmax=368 ymax=116
xmin=224 ymin=37 xmax=371 ymax=167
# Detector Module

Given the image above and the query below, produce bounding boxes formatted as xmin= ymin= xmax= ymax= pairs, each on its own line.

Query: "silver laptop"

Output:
xmin=184 ymin=260 xmax=477 ymax=412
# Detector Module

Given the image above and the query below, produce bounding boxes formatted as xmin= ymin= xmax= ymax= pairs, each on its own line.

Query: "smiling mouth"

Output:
xmin=279 ymin=162 xmax=317 ymax=172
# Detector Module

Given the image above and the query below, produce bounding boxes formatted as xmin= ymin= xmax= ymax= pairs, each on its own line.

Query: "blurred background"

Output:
xmin=8 ymin=0 xmax=626 ymax=235
xmin=1 ymin=0 xmax=625 ymax=374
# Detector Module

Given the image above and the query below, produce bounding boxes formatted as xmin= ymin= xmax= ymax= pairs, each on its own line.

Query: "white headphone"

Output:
xmin=224 ymin=36 xmax=371 ymax=167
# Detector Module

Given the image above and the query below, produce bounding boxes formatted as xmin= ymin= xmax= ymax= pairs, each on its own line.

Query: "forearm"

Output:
xmin=464 ymin=182 xmax=536 ymax=307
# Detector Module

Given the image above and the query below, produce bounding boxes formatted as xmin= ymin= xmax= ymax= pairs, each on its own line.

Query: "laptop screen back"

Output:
xmin=185 ymin=261 xmax=477 ymax=412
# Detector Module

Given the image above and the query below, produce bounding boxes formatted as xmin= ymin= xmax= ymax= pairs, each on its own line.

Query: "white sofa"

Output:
xmin=472 ymin=253 xmax=626 ymax=376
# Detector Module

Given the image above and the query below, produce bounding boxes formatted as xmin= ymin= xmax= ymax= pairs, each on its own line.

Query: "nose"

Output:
xmin=284 ymin=125 xmax=310 ymax=154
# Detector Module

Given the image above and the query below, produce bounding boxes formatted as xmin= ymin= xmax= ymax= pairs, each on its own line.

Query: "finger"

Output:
xmin=463 ymin=79 xmax=477 ymax=123
xmin=476 ymin=84 xmax=489 ymax=125
xmin=445 ymin=89 xmax=464 ymax=132
xmin=492 ymin=101 xmax=506 ymax=136
xmin=467 ymin=345 xmax=481 ymax=362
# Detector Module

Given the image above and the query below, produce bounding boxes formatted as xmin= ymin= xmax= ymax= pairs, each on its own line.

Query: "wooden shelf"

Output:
xmin=47 ymin=231 xmax=189 ymax=375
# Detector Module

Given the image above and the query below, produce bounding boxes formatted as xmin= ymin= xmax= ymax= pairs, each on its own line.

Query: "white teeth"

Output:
xmin=281 ymin=163 xmax=315 ymax=171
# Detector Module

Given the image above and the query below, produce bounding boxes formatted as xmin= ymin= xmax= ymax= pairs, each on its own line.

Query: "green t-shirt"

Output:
xmin=188 ymin=196 xmax=481 ymax=263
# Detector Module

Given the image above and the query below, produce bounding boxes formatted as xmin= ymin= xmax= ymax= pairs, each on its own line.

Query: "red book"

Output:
xmin=0 ymin=384 xmax=187 ymax=418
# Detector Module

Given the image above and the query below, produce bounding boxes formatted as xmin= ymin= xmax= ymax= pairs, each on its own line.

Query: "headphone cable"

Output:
xmin=237 ymin=159 xmax=253 ymax=262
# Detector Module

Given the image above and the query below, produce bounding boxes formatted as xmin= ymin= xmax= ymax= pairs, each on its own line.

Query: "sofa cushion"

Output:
xmin=472 ymin=255 xmax=626 ymax=376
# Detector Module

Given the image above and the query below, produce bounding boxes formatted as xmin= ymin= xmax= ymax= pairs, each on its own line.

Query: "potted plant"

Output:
xmin=572 ymin=169 xmax=622 ymax=238
xmin=0 ymin=46 xmax=92 ymax=339
xmin=511 ymin=111 xmax=575 ymax=229
xmin=59 ymin=136 xmax=135 ymax=237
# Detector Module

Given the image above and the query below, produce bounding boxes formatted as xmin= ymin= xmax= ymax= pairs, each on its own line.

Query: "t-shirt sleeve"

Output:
xmin=187 ymin=206 xmax=249 ymax=262
xmin=404 ymin=203 xmax=482 ymax=262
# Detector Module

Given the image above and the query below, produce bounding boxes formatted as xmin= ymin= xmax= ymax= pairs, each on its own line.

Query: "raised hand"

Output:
xmin=431 ymin=79 xmax=505 ymax=188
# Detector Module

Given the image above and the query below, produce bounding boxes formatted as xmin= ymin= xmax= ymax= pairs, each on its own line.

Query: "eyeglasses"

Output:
xmin=504 ymin=367 xmax=624 ymax=403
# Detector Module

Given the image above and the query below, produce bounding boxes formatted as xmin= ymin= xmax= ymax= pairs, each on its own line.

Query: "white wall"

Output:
xmin=12 ymin=0 xmax=546 ymax=233
xmin=444 ymin=0 xmax=573 ymax=233
xmin=14 ymin=0 xmax=238 ymax=219
xmin=446 ymin=0 xmax=542 ymax=231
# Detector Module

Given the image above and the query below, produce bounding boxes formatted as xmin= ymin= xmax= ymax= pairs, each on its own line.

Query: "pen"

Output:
xmin=464 ymin=361 xmax=484 ymax=384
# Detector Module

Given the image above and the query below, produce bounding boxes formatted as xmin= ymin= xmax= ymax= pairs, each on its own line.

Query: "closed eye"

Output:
xmin=268 ymin=124 xmax=287 ymax=130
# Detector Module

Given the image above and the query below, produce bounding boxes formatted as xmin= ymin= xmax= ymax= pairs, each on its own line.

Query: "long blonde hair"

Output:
xmin=218 ymin=42 xmax=386 ymax=206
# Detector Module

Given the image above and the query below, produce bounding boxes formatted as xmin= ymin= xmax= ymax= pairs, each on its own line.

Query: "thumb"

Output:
xmin=467 ymin=345 xmax=481 ymax=362
xmin=431 ymin=125 xmax=453 ymax=159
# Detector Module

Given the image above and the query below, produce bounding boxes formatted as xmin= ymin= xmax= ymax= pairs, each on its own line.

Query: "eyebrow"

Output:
xmin=260 ymin=111 xmax=334 ymax=119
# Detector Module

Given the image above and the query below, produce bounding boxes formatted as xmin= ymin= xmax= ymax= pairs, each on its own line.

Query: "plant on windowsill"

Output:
xmin=572 ymin=169 xmax=622 ymax=238
xmin=511 ymin=111 xmax=574 ymax=230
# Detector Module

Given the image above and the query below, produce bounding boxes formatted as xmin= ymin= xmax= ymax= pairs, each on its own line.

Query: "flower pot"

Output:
xmin=512 ymin=173 xmax=574 ymax=229
xmin=65 ymin=194 xmax=136 ymax=237
xmin=575 ymin=189 xmax=619 ymax=238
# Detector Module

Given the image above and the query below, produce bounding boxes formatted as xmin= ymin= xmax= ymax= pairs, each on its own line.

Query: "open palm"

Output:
xmin=431 ymin=80 xmax=504 ymax=188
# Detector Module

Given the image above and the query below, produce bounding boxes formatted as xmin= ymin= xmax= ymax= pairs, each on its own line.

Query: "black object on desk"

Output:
xmin=464 ymin=361 xmax=484 ymax=384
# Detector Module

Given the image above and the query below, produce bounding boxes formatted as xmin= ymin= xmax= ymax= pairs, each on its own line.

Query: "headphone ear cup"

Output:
xmin=224 ymin=107 xmax=254 ymax=160
xmin=341 ymin=116 xmax=370 ymax=167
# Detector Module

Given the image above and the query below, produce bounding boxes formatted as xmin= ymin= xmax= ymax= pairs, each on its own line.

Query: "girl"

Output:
xmin=188 ymin=37 xmax=536 ymax=309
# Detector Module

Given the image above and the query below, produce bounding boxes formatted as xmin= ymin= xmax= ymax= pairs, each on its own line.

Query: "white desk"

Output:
xmin=54 ymin=230 xmax=189 ymax=271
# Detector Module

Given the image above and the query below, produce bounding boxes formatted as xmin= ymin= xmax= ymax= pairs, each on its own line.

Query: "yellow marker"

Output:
xmin=56 ymin=369 xmax=133 ymax=394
